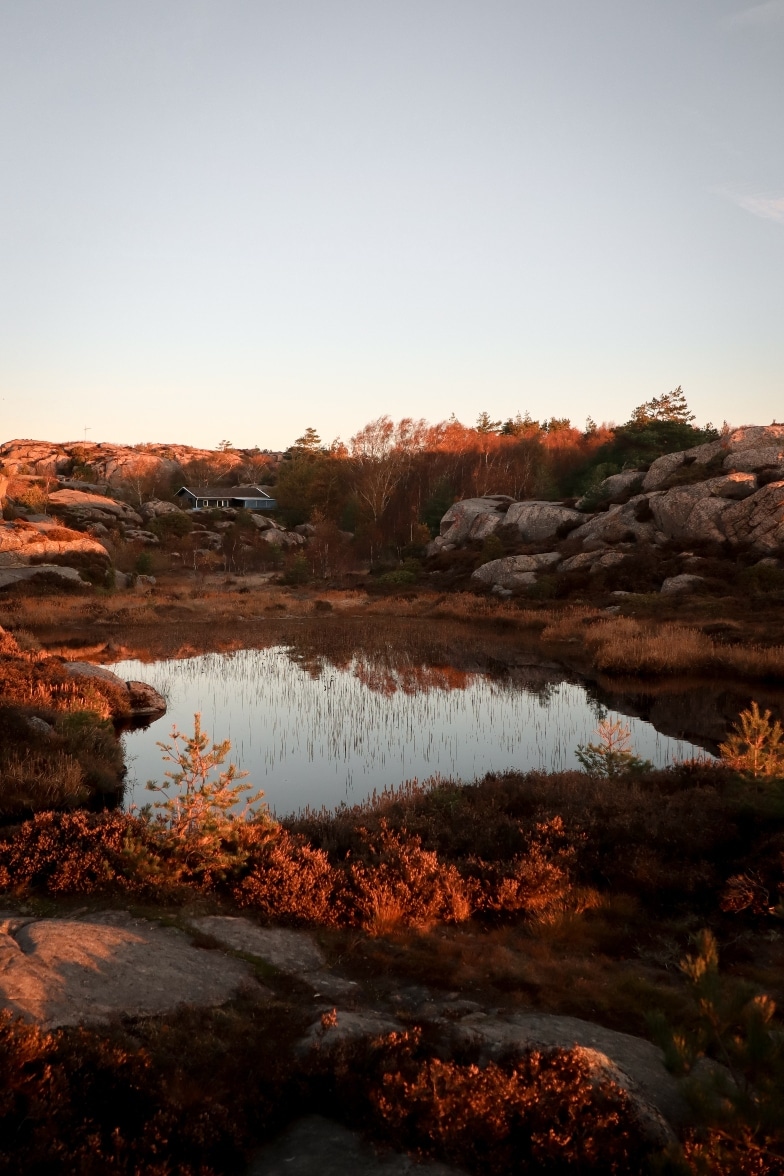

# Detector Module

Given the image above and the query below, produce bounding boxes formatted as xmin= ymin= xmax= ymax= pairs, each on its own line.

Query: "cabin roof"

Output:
xmin=176 ymin=484 xmax=273 ymax=498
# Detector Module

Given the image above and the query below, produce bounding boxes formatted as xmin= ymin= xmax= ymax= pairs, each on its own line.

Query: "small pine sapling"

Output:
xmin=146 ymin=713 xmax=270 ymax=880
xmin=575 ymin=718 xmax=652 ymax=780
xmin=719 ymin=702 xmax=784 ymax=779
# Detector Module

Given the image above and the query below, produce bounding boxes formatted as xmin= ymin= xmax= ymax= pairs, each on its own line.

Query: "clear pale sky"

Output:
xmin=1 ymin=0 xmax=782 ymax=450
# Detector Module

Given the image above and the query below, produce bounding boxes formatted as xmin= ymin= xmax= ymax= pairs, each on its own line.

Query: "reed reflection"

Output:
xmin=112 ymin=640 xmax=703 ymax=818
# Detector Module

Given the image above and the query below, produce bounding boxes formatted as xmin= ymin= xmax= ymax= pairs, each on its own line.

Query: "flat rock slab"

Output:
xmin=0 ymin=911 xmax=257 ymax=1029
xmin=247 ymin=1116 xmax=467 ymax=1176
xmin=189 ymin=917 xmax=360 ymax=1000
xmin=0 ymin=564 xmax=84 ymax=587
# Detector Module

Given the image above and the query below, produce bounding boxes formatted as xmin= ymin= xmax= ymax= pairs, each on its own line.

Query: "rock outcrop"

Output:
xmin=503 ymin=501 xmax=584 ymax=543
xmin=64 ymin=662 xmax=166 ymax=717
xmin=428 ymin=496 xmax=513 ymax=554
xmin=0 ymin=911 xmax=255 ymax=1029
xmin=432 ymin=425 xmax=784 ymax=591
xmin=471 ymin=552 xmax=561 ymax=589
xmin=0 ymin=519 xmax=109 ymax=568
xmin=48 ymin=488 xmax=142 ymax=525
xmin=0 ymin=564 xmax=85 ymax=589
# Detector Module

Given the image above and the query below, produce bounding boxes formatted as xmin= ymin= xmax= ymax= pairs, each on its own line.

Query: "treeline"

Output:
xmin=257 ymin=387 xmax=715 ymax=554
xmin=138 ymin=387 xmax=717 ymax=557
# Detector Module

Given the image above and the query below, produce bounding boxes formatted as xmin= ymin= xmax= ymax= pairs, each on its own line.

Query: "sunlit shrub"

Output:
xmin=719 ymin=702 xmax=784 ymax=779
xmin=346 ymin=821 xmax=474 ymax=932
xmin=369 ymin=1041 xmax=649 ymax=1174
xmin=576 ymin=718 xmax=653 ymax=779
xmin=234 ymin=829 xmax=338 ymax=924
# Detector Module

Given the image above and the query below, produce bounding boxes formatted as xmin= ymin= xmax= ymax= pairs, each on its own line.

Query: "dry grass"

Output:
xmin=578 ymin=617 xmax=784 ymax=681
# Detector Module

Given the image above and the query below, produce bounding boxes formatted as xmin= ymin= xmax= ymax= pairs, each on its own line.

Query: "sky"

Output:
xmin=1 ymin=0 xmax=782 ymax=451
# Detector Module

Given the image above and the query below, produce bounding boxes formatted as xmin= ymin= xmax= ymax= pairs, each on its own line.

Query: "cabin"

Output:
xmin=175 ymin=485 xmax=278 ymax=511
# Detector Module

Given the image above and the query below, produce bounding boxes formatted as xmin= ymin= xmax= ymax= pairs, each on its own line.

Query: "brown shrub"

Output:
xmin=234 ymin=829 xmax=339 ymax=925
xmin=472 ymin=817 xmax=576 ymax=917
xmin=0 ymin=810 xmax=152 ymax=895
xmin=0 ymin=1003 xmax=294 ymax=1175
xmin=369 ymin=1042 xmax=650 ymax=1174
xmin=345 ymin=821 xmax=475 ymax=932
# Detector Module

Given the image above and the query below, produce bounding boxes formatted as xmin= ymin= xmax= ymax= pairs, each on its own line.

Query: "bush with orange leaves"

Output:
xmin=303 ymin=1028 xmax=651 ymax=1175
xmin=0 ymin=810 xmax=147 ymax=895
xmin=373 ymin=1051 xmax=648 ymax=1175
xmin=234 ymin=828 xmax=339 ymax=925
xmin=344 ymin=820 xmax=476 ymax=932
xmin=471 ymin=815 xmax=576 ymax=917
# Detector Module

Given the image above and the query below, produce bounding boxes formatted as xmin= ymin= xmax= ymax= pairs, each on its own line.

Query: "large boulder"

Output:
xmin=641 ymin=439 xmax=727 ymax=492
xmin=701 ymin=472 xmax=757 ymax=499
xmin=721 ymin=481 xmax=784 ymax=553
xmin=503 ymin=501 xmax=585 ymax=544
xmin=122 ymin=528 xmax=160 ymax=545
xmin=48 ymin=488 xmax=141 ymax=522
xmin=660 ymin=574 xmax=705 ymax=595
xmin=138 ymin=499 xmax=183 ymax=521
xmin=722 ymin=423 xmax=784 ymax=462
xmin=648 ymin=486 xmax=732 ymax=545
xmin=434 ymin=496 xmax=514 ymax=550
xmin=567 ymin=496 xmax=655 ymax=548
xmin=126 ymin=680 xmax=168 ymax=716
xmin=560 ymin=550 xmax=627 ymax=573
xmin=64 ymin=662 xmax=166 ymax=716
xmin=0 ymin=564 xmax=84 ymax=589
xmin=261 ymin=528 xmax=305 ymax=548
xmin=472 ymin=552 xmax=561 ymax=588
xmin=576 ymin=470 xmax=645 ymax=510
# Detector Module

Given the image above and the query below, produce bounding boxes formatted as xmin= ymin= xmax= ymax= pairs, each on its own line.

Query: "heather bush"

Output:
xmin=234 ymin=829 xmax=339 ymax=924
xmin=0 ymin=1002 xmax=295 ymax=1175
xmin=373 ymin=1051 xmax=650 ymax=1174
xmin=345 ymin=821 xmax=475 ymax=931
xmin=306 ymin=1028 xmax=652 ymax=1175
xmin=0 ymin=810 xmax=146 ymax=895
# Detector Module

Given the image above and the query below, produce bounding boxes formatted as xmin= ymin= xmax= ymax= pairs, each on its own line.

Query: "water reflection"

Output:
xmin=112 ymin=646 xmax=706 ymax=818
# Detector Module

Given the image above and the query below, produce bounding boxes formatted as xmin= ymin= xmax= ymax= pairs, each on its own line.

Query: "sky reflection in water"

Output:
xmin=112 ymin=647 xmax=704 ymax=818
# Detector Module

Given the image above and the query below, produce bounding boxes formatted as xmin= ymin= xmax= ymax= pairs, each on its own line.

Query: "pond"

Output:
xmin=111 ymin=633 xmax=708 ymax=817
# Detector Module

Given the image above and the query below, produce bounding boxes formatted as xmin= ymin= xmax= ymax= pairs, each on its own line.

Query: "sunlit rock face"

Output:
xmin=48 ymin=488 xmax=142 ymax=523
xmin=0 ymin=519 xmax=109 ymax=567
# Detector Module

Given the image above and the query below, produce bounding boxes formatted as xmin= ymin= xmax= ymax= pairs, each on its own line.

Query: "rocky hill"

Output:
xmin=429 ymin=424 xmax=784 ymax=594
xmin=0 ymin=438 xmax=286 ymax=485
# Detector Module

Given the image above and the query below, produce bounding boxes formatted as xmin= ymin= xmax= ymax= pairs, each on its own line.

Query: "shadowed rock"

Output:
xmin=247 ymin=1116 xmax=467 ymax=1176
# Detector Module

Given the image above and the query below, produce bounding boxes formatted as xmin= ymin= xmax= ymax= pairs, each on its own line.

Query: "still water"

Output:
xmin=111 ymin=645 xmax=706 ymax=818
